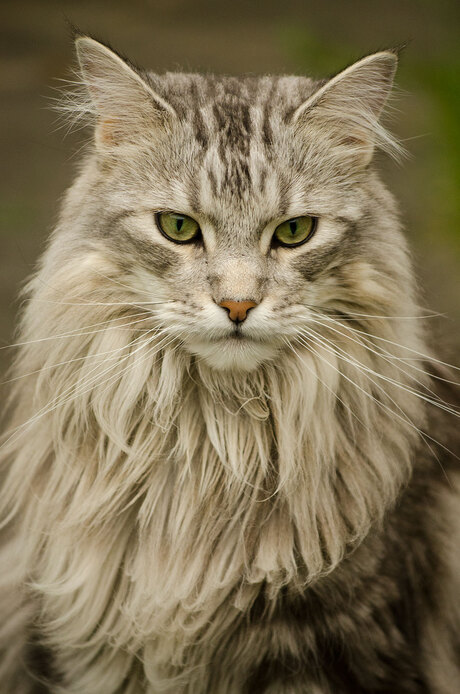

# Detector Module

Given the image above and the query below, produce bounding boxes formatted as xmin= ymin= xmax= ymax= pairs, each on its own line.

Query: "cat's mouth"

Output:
xmin=227 ymin=328 xmax=246 ymax=340
xmin=220 ymin=328 xmax=267 ymax=344
xmin=185 ymin=329 xmax=278 ymax=371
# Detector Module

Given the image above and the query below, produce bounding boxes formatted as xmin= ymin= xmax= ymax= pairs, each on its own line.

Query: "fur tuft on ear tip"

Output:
xmin=61 ymin=17 xmax=86 ymax=44
xmin=384 ymin=41 xmax=411 ymax=59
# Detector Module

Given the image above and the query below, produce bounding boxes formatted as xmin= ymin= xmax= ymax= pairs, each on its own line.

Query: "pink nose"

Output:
xmin=219 ymin=300 xmax=258 ymax=323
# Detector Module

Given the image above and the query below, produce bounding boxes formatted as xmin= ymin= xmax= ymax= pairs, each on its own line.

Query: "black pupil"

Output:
xmin=176 ymin=217 xmax=184 ymax=231
xmin=289 ymin=220 xmax=298 ymax=235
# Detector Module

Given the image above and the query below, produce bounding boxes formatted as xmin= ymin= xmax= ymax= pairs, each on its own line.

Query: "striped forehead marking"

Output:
xmin=145 ymin=73 xmax=318 ymax=207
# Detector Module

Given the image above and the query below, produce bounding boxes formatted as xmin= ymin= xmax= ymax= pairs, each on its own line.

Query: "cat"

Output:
xmin=0 ymin=34 xmax=459 ymax=694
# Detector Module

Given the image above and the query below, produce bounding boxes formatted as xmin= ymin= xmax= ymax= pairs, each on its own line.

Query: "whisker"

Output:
xmin=0 ymin=330 xmax=168 ymax=452
xmin=303 ymin=321 xmax=460 ymax=417
xmin=282 ymin=336 xmax=369 ymax=431
xmin=40 ymin=330 xmax=169 ymax=417
xmin=304 ymin=322 xmax=459 ymax=415
xmin=0 ymin=312 xmax=156 ymax=351
xmin=316 ymin=313 xmax=460 ymax=373
xmin=33 ymin=299 xmax=175 ymax=307
xmin=0 ymin=325 xmax=160 ymax=386
xmin=295 ymin=330 xmax=457 ymax=477
xmin=298 ymin=335 xmax=457 ymax=484
xmin=321 ymin=310 xmax=444 ymax=320
xmin=88 ymin=268 xmax=166 ymax=298
xmin=330 ymin=320 xmax=460 ymax=387
xmin=86 ymin=333 xmax=181 ymax=412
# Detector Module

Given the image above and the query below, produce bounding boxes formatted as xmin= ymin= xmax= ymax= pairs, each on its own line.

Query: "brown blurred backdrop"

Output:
xmin=1 ymin=0 xmax=459 ymax=377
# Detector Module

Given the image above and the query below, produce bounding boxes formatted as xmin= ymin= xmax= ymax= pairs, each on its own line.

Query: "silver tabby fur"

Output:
xmin=0 ymin=36 xmax=459 ymax=693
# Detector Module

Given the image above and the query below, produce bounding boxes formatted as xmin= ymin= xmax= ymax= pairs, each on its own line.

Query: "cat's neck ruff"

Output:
xmin=4 ymin=306 xmax=424 ymax=657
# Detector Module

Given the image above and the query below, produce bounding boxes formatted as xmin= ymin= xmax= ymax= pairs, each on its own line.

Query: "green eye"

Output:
xmin=155 ymin=212 xmax=201 ymax=243
xmin=273 ymin=216 xmax=316 ymax=247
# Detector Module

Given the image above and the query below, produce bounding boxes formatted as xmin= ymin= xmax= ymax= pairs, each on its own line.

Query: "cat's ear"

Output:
xmin=292 ymin=52 xmax=400 ymax=168
xmin=75 ymin=36 xmax=176 ymax=149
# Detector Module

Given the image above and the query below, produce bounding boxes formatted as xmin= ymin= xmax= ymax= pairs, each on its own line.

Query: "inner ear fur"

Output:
xmin=292 ymin=52 xmax=400 ymax=167
xmin=75 ymin=36 xmax=176 ymax=149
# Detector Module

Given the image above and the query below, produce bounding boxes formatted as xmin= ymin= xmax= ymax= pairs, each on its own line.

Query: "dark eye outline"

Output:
xmin=154 ymin=211 xmax=202 ymax=244
xmin=271 ymin=216 xmax=318 ymax=248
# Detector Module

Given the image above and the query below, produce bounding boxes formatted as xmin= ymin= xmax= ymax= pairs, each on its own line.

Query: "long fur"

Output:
xmin=0 ymin=38 xmax=458 ymax=693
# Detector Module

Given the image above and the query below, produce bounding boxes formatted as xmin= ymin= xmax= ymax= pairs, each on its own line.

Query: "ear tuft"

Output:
xmin=293 ymin=52 xmax=403 ymax=168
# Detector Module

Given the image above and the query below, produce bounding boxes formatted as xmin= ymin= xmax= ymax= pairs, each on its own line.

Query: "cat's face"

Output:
xmin=65 ymin=39 xmax=404 ymax=371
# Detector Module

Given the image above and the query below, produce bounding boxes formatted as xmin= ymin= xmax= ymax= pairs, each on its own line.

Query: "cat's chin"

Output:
xmin=185 ymin=337 xmax=279 ymax=372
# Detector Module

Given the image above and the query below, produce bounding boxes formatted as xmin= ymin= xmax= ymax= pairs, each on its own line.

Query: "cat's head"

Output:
xmin=57 ymin=37 xmax=410 ymax=372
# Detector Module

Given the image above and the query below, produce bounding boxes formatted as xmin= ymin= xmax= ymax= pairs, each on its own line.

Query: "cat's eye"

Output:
xmin=155 ymin=212 xmax=201 ymax=244
xmin=272 ymin=216 xmax=316 ymax=247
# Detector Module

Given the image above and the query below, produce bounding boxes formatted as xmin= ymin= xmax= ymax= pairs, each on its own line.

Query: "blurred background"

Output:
xmin=1 ymin=0 xmax=459 ymax=377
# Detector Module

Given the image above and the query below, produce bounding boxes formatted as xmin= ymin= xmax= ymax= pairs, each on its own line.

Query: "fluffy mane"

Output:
xmin=0 ymin=244 xmax=427 ymax=689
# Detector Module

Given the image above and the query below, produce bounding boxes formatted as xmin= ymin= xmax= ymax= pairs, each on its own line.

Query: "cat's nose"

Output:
xmin=219 ymin=300 xmax=258 ymax=323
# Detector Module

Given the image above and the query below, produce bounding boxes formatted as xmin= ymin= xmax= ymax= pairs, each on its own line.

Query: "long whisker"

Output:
xmin=0 ymin=330 xmax=168 ymax=452
xmin=303 ymin=321 xmax=460 ymax=417
xmin=88 ymin=267 xmax=170 ymax=299
xmin=329 ymin=327 xmax=459 ymax=414
xmin=282 ymin=336 xmax=369 ymax=431
xmin=294 ymin=330 xmax=458 ymax=474
xmin=32 ymin=265 xmax=178 ymax=306
xmin=297 ymin=329 xmax=454 ymax=478
xmin=84 ymin=333 xmax=181 ymax=414
xmin=327 ymin=321 xmax=460 ymax=415
xmin=323 ymin=317 xmax=460 ymax=387
xmin=37 ymin=330 xmax=169 ymax=418
xmin=33 ymin=299 xmax=176 ymax=307
xmin=0 ymin=321 xmax=158 ymax=387
xmin=50 ymin=334 xmax=176 ymax=433
xmin=0 ymin=312 xmax=156 ymax=351
xmin=1 ymin=332 xmax=152 ymax=447
xmin=321 ymin=310 xmax=444 ymax=320
xmin=318 ymin=314 xmax=460 ymax=372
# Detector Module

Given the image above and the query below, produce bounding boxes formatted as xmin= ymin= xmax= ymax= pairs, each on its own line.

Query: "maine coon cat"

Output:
xmin=0 ymin=35 xmax=459 ymax=693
